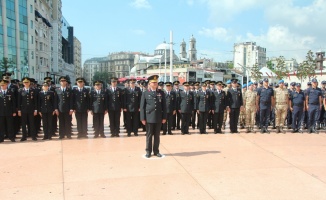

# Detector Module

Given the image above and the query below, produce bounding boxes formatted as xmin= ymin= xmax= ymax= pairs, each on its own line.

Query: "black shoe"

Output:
xmin=292 ymin=130 xmax=296 ymax=133
xmin=134 ymin=133 xmax=138 ymax=136
xmin=100 ymin=135 xmax=106 ymax=138
xmin=162 ymin=133 xmax=166 ymax=135
xmin=32 ymin=137 xmax=37 ymax=141
xmin=168 ymin=132 xmax=173 ymax=135
xmin=10 ymin=138 xmax=16 ymax=142
xmin=48 ymin=137 xmax=52 ymax=140
xmin=111 ymin=134 xmax=115 ymax=137
xmin=58 ymin=136 xmax=64 ymax=139
xmin=67 ymin=136 xmax=72 ymax=139
xmin=127 ymin=133 xmax=131 ymax=137
xmin=42 ymin=138 xmax=47 ymax=140
xmin=145 ymin=154 xmax=151 ymax=158
xmin=20 ymin=138 xmax=27 ymax=142
xmin=116 ymin=134 xmax=120 ymax=137
xmin=94 ymin=135 xmax=99 ymax=138
xmin=155 ymin=153 xmax=162 ymax=157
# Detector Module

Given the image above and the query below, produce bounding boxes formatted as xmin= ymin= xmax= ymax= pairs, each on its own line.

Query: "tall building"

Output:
xmin=269 ymin=57 xmax=298 ymax=72
xmin=73 ymin=36 xmax=82 ymax=78
xmin=0 ymin=0 xmax=35 ymax=79
xmin=233 ymin=42 xmax=267 ymax=72
xmin=188 ymin=35 xmax=197 ymax=61
xmin=83 ymin=57 xmax=106 ymax=84
xmin=180 ymin=39 xmax=187 ymax=59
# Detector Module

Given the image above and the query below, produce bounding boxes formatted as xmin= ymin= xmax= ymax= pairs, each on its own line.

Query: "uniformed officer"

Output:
xmin=239 ymin=84 xmax=247 ymax=129
xmin=38 ymin=82 xmax=56 ymax=140
xmin=289 ymin=83 xmax=305 ymax=133
xmin=319 ymin=80 xmax=326 ymax=130
xmin=73 ymin=77 xmax=90 ymax=139
xmin=222 ymin=80 xmax=231 ymax=130
xmin=256 ymin=78 xmax=274 ymax=133
xmin=18 ymin=78 xmax=38 ymax=141
xmin=274 ymin=80 xmax=289 ymax=133
xmin=122 ymin=80 xmax=129 ymax=130
xmin=243 ymin=82 xmax=257 ymax=133
xmin=195 ymin=82 xmax=212 ymax=134
xmin=140 ymin=75 xmax=167 ymax=158
xmin=162 ymin=82 xmax=176 ymax=135
xmin=191 ymin=82 xmax=200 ymax=130
xmin=207 ymin=81 xmax=215 ymax=129
xmin=305 ymin=78 xmax=323 ymax=133
xmin=173 ymin=81 xmax=182 ymax=130
xmin=44 ymin=77 xmax=58 ymax=136
xmin=123 ymin=79 xmax=141 ymax=136
xmin=212 ymin=81 xmax=226 ymax=134
xmin=0 ymin=79 xmax=16 ymax=142
xmin=107 ymin=77 xmax=123 ymax=137
xmin=90 ymin=81 xmax=107 ymax=138
xmin=55 ymin=76 xmax=74 ymax=139
xmin=179 ymin=82 xmax=194 ymax=135
xmin=286 ymin=82 xmax=296 ymax=129
xmin=226 ymin=79 xmax=243 ymax=133
xmin=31 ymin=79 xmax=42 ymax=136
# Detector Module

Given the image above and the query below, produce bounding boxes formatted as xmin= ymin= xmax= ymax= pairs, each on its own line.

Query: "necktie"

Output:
xmin=4 ymin=90 xmax=6 ymax=95
xmin=168 ymin=92 xmax=170 ymax=96
xmin=98 ymin=90 xmax=100 ymax=95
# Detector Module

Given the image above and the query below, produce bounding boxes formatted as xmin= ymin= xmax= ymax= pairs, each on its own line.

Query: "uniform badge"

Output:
xmin=8 ymin=95 xmax=11 ymax=101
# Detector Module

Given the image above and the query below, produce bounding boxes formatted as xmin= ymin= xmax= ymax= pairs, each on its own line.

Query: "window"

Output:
xmin=30 ymin=4 xmax=33 ymax=13
xmin=30 ymin=20 xmax=33 ymax=29
xmin=31 ymin=35 xmax=33 ymax=44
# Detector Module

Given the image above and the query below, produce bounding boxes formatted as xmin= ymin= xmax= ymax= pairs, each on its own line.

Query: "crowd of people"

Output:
xmin=0 ymin=72 xmax=325 ymax=144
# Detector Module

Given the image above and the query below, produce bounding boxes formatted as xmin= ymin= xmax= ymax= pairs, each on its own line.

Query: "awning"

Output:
xmin=35 ymin=10 xmax=42 ymax=18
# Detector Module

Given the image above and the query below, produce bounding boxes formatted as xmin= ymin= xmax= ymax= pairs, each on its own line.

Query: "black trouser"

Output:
xmin=146 ymin=122 xmax=162 ymax=155
xmin=181 ymin=113 xmax=191 ymax=134
xmin=75 ymin=112 xmax=88 ymax=137
xmin=109 ymin=110 xmax=121 ymax=135
xmin=0 ymin=116 xmax=14 ymax=141
xmin=287 ymin=108 xmax=292 ymax=127
xmin=207 ymin=112 xmax=213 ymax=128
xmin=173 ymin=111 xmax=181 ymax=129
xmin=41 ymin=112 xmax=53 ymax=139
xmin=34 ymin=113 xmax=41 ymax=133
xmin=199 ymin=111 xmax=209 ymax=133
xmin=21 ymin=112 xmax=36 ymax=139
xmin=52 ymin=114 xmax=58 ymax=134
xmin=229 ymin=108 xmax=240 ymax=132
xmin=191 ymin=110 xmax=199 ymax=129
xmin=59 ymin=112 xmax=71 ymax=137
xmin=123 ymin=111 xmax=127 ymax=127
xmin=93 ymin=113 xmax=105 ymax=136
xmin=13 ymin=115 xmax=21 ymax=136
xmin=213 ymin=111 xmax=224 ymax=132
xmin=126 ymin=111 xmax=139 ymax=134
xmin=163 ymin=112 xmax=173 ymax=134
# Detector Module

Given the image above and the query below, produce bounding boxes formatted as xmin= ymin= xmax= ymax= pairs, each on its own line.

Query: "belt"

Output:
xmin=309 ymin=103 xmax=319 ymax=105
xmin=293 ymin=103 xmax=303 ymax=107
xmin=276 ymin=102 xmax=287 ymax=105
xmin=260 ymin=101 xmax=271 ymax=105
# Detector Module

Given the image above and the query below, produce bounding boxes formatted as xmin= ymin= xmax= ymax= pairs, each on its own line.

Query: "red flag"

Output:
xmin=294 ymin=70 xmax=296 ymax=76
xmin=288 ymin=72 xmax=290 ymax=80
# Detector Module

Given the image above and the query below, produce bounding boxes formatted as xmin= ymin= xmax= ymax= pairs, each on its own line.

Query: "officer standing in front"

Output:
xmin=191 ymin=82 xmax=200 ymax=130
xmin=179 ymin=82 xmax=194 ymax=135
xmin=256 ymin=78 xmax=274 ymax=133
xmin=140 ymin=75 xmax=167 ymax=158
xmin=0 ymin=79 xmax=16 ymax=142
xmin=274 ymin=80 xmax=289 ymax=133
xmin=173 ymin=81 xmax=182 ymax=130
xmin=305 ymin=78 xmax=323 ymax=133
xmin=38 ymin=82 xmax=56 ymax=140
xmin=55 ymin=76 xmax=74 ymax=139
xmin=162 ymin=82 xmax=176 ymax=135
xmin=123 ymin=79 xmax=141 ymax=137
xmin=18 ymin=77 xmax=38 ymax=141
xmin=91 ymin=81 xmax=107 ymax=138
xmin=289 ymin=83 xmax=305 ymax=133
xmin=243 ymin=82 xmax=257 ymax=133
xmin=107 ymin=77 xmax=123 ymax=137
xmin=212 ymin=81 xmax=226 ymax=134
xmin=226 ymin=79 xmax=243 ymax=133
xmin=73 ymin=78 xmax=90 ymax=139
xmin=195 ymin=82 xmax=212 ymax=134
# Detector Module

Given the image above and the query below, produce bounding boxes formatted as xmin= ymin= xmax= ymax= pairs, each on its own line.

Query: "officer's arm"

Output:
xmin=256 ymin=93 xmax=260 ymax=109
xmin=319 ymin=96 xmax=323 ymax=108
xmin=140 ymin=92 xmax=146 ymax=121
xmin=305 ymin=95 xmax=309 ymax=110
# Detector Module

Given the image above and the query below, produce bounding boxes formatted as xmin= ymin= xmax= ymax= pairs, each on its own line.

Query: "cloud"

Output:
xmin=131 ymin=29 xmax=146 ymax=35
xmin=186 ymin=0 xmax=194 ymax=6
xmin=199 ymin=27 xmax=232 ymax=41
xmin=129 ymin=0 xmax=151 ymax=9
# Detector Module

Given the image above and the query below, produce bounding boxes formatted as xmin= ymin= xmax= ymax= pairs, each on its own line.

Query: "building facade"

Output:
xmin=234 ymin=42 xmax=267 ymax=72
xmin=269 ymin=57 xmax=299 ymax=72
xmin=73 ymin=36 xmax=81 ymax=78
xmin=83 ymin=57 xmax=105 ymax=84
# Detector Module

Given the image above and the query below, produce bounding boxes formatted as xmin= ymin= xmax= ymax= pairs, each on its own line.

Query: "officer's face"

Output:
xmin=184 ymin=85 xmax=189 ymax=91
xmin=77 ymin=81 xmax=84 ymax=88
xmin=202 ymin=86 xmax=206 ymax=91
xmin=111 ymin=81 xmax=117 ymax=87
xmin=60 ymin=80 xmax=67 ymax=87
xmin=263 ymin=81 xmax=268 ymax=87
xmin=249 ymin=85 xmax=253 ymax=90
xmin=130 ymin=82 xmax=135 ymax=88
xmin=1 ymin=84 xmax=8 ymax=90
xmin=279 ymin=83 xmax=284 ymax=88
xmin=95 ymin=84 xmax=101 ymax=90
xmin=216 ymin=85 xmax=222 ymax=90
xmin=149 ymin=81 xmax=158 ymax=89
xmin=296 ymin=86 xmax=301 ymax=91
xmin=195 ymin=86 xmax=199 ymax=90
xmin=166 ymin=85 xmax=171 ymax=91
xmin=42 ymin=85 xmax=49 ymax=91
xmin=312 ymin=82 xmax=317 ymax=88
xmin=174 ymin=85 xmax=179 ymax=90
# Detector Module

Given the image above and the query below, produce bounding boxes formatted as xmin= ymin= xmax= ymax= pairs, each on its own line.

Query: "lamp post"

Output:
xmin=237 ymin=63 xmax=250 ymax=88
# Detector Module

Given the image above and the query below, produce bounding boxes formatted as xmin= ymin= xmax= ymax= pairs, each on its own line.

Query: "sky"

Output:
xmin=62 ymin=0 xmax=326 ymax=65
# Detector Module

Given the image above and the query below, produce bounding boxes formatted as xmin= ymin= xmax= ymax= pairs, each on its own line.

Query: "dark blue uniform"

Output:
xmin=162 ymin=90 xmax=176 ymax=135
xmin=107 ymin=87 xmax=123 ymax=136
xmin=123 ymin=87 xmax=141 ymax=136
xmin=290 ymin=90 xmax=305 ymax=131
xmin=212 ymin=90 xmax=226 ymax=133
xmin=173 ymin=89 xmax=182 ymax=130
xmin=56 ymin=87 xmax=74 ymax=139
xmin=195 ymin=90 xmax=212 ymax=134
xmin=38 ymin=90 xmax=56 ymax=139
xmin=306 ymin=87 xmax=322 ymax=132
xmin=227 ymin=87 xmax=243 ymax=133
xmin=0 ymin=89 xmax=16 ymax=142
xmin=179 ymin=90 xmax=194 ymax=134
xmin=90 ymin=89 xmax=107 ymax=138
xmin=73 ymin=87 xmax=90 ymax=138
xmin=257 ymin=87 xmax=274 ymax=132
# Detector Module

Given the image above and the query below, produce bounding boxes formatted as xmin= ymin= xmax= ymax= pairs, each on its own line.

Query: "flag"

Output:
xmin=287 ymin=72 xmax=290 ymax=80
xmin=265 ymin=72 xmax=271 ymax=78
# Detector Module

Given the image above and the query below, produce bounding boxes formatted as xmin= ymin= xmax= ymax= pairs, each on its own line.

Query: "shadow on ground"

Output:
xmin=166 ymin=151 xmax=221 ymax=157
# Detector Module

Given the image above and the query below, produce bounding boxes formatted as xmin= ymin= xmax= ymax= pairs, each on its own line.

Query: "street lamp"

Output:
xmin=237 ymin=63 xmax=250 ymax=89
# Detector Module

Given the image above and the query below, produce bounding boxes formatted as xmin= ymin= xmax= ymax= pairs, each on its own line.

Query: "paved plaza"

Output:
xmin=1 ymin=114 xmax=326 ymax=200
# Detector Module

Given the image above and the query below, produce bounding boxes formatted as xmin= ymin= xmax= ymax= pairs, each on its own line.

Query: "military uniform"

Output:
xmin=123 ymin=85 xmax=141 ymax=136
xmin=6 ymin=80 xmax=20 ymax=137
xmin=173 ymin=82 xmax=182 ymax=130
xmin=90 ymin=82 xmax=107 ymax=138
xmin=212 ymin=87 xmax=226 ymax=133
xmin=0 ymin=81 xmax=16 ymax=142
xmin=107 ymin=84 xmax=123 ymax=136
xmin=55 ymin=82 xmax=73 ymax=139
xmin=140 ymin=75 xmax=167 ymax=158
xmin=306 ymin=79 xmax=323 ymax=133
xmin=38 ymin=86 xmax=56 ymax=139
xmin=239 ymin=86 xmax=247 ymax=129
xmin=222 ymin=84 xmax=231 ymax=129
xmin=195 ymin=88 xmax=212 ymax=134
xmin=289 ymin=87 xmax=305 ymax=133
xmin=73 ymin=84 xmax=90 ymax=138
xmin=179 ymin=85 xmax=194 ymax=135
xmin=227 ymin=83 xmax=243 ymax=133
xmin=244 ymin=87 xmax=257 ymax=133
xmin=257 ymin=82 xmax=274 ymax=133
xmin=162 ymin=88 xmax=176 ymax=135
xmin=191 ymin=88 xmax=200 ymax=129
xmin=18 ymin=78 xmax=38 ymax=141
xmin=274 ymin=85 xmax=289 ymax=133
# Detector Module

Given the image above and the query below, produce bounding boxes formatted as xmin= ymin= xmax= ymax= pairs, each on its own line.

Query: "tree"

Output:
xmin=0 ymin=57 xmax=15 ymax=76
xmin=92 ymin=71 xmax=114 ymax=85
xmin=296 ymin=50 xmax=316 ymax=81
xmin=227 ymin=62 xmax=234 ymax=69
xmin=250 ymin=63 xmax=262 ymax=82
xmin=266 ymin=60 xmax=273 ymax=70
xmin=273 ymin=56 xmax=289 ymax=79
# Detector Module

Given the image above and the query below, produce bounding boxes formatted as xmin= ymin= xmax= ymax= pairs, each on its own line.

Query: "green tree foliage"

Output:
xmin=296 ymin=50 xmax=316 ymax=81
xmin=0 ymin=57 xmax=14 ymax=76
xmin=273 ymin=56 xmax=289 ymax=79
xmin=93 ymin=71 xmax=114 ymax=85
xmin=227 ymin=62 xmax=234 ymax=69
xmin=266 ymin=60 xmax=273 ymax=70
xmin=250 ymin=63 xmax=262 ymax=82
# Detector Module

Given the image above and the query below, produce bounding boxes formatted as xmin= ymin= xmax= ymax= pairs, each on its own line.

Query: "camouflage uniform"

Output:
xmin=244 ymin=89 xmax=257 ymax=132
xmin=274 ymin=87 xmax=289 ymax=133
